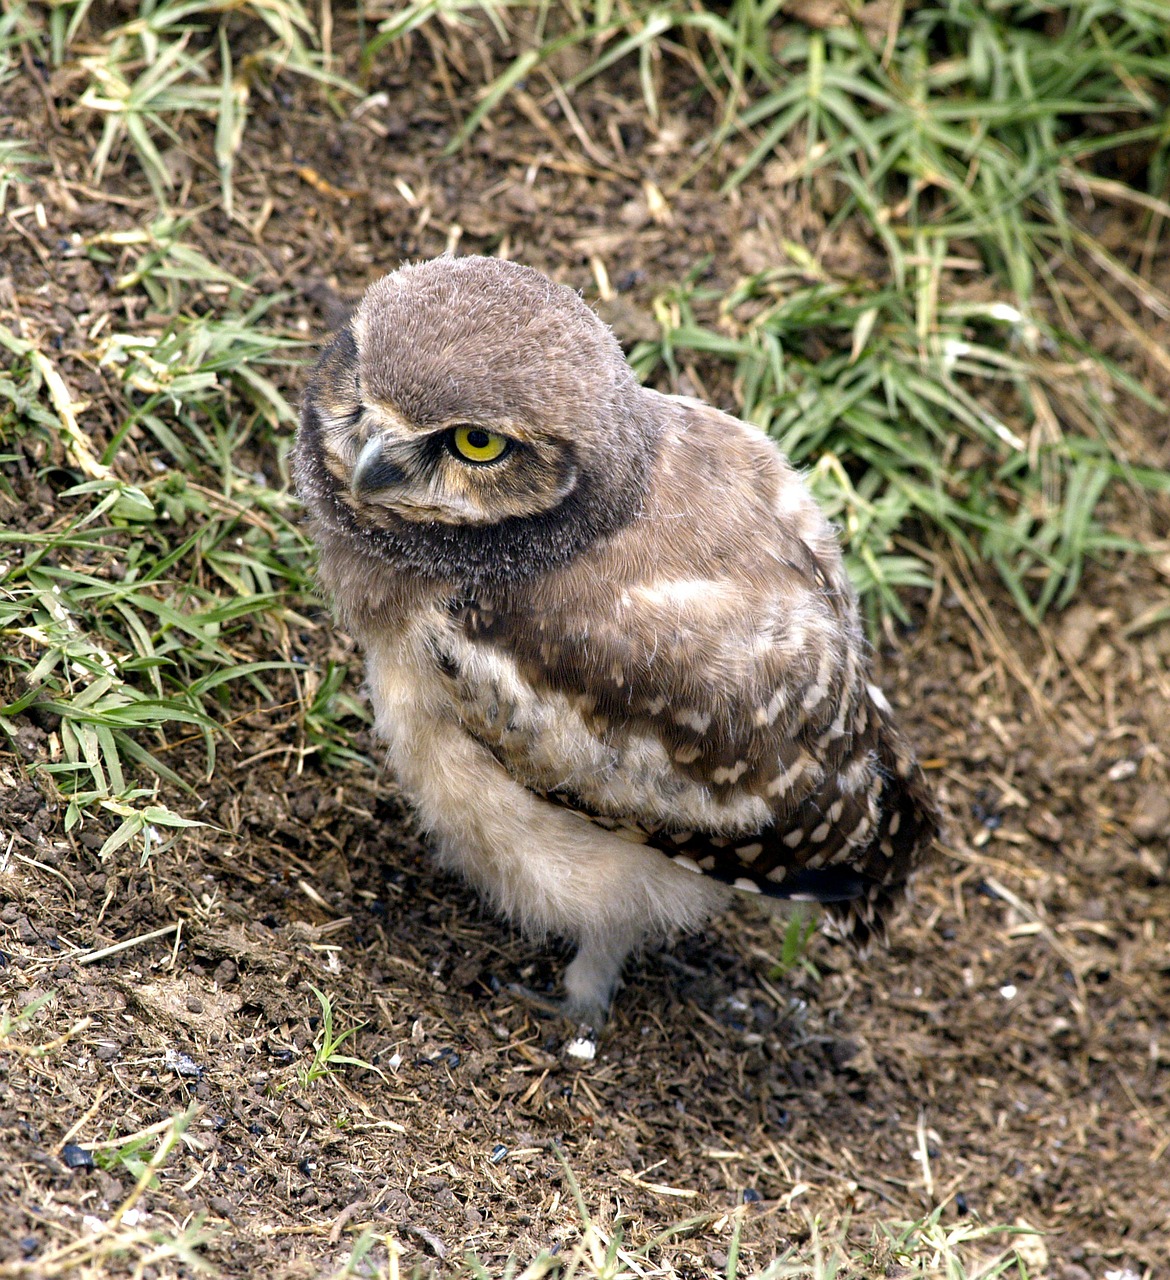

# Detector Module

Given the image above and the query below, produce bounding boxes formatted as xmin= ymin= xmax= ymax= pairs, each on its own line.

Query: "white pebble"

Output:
xmin=565 ymin=1037 xmax=597 ymax=1062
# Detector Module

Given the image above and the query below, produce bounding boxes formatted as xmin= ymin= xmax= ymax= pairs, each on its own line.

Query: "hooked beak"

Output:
xmin=351 ymin=434 xmax=408 ymax=497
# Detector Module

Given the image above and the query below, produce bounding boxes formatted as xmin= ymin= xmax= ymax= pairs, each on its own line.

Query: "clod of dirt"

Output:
xmin=1129 ymin=784 xmax=1170 ymax=843
xmin=1056 ymin=602 xmax=1103 ymax=662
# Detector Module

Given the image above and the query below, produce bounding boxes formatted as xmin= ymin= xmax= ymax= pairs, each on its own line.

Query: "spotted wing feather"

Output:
xmin=432 ymin=613 xmax=939 ymax=950
xmin=428 ymin=396 xmax=939 ymax=947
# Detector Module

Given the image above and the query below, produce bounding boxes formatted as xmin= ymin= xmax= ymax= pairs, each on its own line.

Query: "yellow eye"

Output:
xmin=451 ymin=425 xmax=510 ymax=464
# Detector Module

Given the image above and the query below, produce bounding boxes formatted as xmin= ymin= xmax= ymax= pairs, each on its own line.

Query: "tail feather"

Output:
xmin=823 ymin=710 xmax=941 ymax=952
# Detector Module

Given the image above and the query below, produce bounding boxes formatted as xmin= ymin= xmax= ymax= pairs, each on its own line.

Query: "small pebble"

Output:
xmin=61 ymin=1144 xmax=94 ymax=1170
xmin=565 ymin=1036 xmax=597 ymax=1062
xmin=1130 ymin=784 xmax=1170 ymax=842
xmin=164 ymin=1048 xmax=203 ymax=1078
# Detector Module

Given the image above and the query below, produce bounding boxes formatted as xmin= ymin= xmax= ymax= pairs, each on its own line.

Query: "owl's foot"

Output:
xmin=506 ymin=982 xmax=608 ymax=1033
xmin=505 ymin=936 xmax=627 ymax=1033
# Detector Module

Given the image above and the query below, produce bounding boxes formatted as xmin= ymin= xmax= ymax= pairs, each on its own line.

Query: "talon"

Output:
xmin=506 ymin=983 xmax=607 ymax=1034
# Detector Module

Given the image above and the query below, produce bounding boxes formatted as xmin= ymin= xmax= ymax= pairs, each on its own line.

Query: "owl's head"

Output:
xmin=295 ymin=256 xmax=657 ymax=586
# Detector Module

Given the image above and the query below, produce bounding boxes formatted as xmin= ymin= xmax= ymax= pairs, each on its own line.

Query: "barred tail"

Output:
xmin=823 ymin=704 xmax=941 ymax=954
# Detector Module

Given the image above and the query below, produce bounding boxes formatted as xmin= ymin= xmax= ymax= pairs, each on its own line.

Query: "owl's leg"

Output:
xmin=561 ymin=932 xmax=631 ymax=1027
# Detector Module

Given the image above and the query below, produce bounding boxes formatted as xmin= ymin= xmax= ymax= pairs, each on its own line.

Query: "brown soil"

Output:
xmin=2 ymin=10 xmax=1169 ymax=1277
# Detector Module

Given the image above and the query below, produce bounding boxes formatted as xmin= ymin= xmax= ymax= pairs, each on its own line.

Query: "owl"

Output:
xmin=294 ymin=255 xmax=940 ymax=1029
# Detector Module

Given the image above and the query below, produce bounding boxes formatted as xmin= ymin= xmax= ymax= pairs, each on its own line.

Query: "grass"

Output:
xmin=296 ymin=985 xmax=382 ymax=1087
xmin=10 ymin=0 xmax=1165 ymax=630
xmin=89 ymin=1105 xmax=200 ymax=1189
xmin=328 ymin=1158 xmax=1044 ymax=1278
xmin=0 ymin=213 xmax=370 ymax=855
xmin=627 ymin=258 xmax=1151 ymax=627
xmin=770 ymin=906 xmax=819 ymax=982
xmin=2 ymin=991 xmax=1039 ymax=1278
xmin=65 ymin=0 xmax=358 ymax=212
xmin=0 ymin=1214 xmax=217 ymax=1280
xmin=0 ymin=988 xmax=60 ymax=1049
xmin=367 ymin=0 xmax=1169 ymax=624
xmin=0 ymin=995 xmax=216 ymax=1277
xmin=0 ymin=0 xmax=1158 ymax=850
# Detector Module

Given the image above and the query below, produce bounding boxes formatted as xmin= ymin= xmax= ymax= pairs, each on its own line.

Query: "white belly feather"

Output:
xmin=361 ymin=610 xmax=728 ymax=953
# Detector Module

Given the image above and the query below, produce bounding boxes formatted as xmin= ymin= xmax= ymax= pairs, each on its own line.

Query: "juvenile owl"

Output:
xmin=294 ymin=255 xmax=940 ymax=1028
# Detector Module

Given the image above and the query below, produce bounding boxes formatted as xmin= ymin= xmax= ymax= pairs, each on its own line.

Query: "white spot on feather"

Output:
xmin=845 ymin=815 xmax=872 ymax=846
xmin=773 ymin=479 xmax=812 ymax=520
xmin=801 ymin=648 xmax=837 ymax=712
xmin=765 ymin=752 xmax=811 ymax=797
xmin=631 ymin=578 xmax=732 ymax=608
xmin=840 ymin=755 xmax=872 ymax=793
xmin=712 ymin=759 xmax=748 ymax=785
xmin=867 ymin=682 xmax=892 ymax=714
xmin=756 ymin=687 xmax=787 ymax=726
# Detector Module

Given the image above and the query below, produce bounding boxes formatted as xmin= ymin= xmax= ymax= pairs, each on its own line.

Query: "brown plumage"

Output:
xmin=295 ymin=255 xmax=940 ymax=1027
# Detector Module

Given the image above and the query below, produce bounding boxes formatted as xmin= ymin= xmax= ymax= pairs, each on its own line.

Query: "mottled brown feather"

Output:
xmin=425 ymin=396 xmax=940 ymax=941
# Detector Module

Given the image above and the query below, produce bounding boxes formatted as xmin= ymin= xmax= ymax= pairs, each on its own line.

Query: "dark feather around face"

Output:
xmin=294 ymin=257 xmax=659 ymax=587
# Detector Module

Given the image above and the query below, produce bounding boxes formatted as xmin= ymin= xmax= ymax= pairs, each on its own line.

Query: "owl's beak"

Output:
xmin=351 ymin=434 xmax=407 ymax=497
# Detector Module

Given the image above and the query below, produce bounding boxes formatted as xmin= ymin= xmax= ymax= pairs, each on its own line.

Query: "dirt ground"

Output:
xmin=2 ymin=10 xmax=1170 ymax=1277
